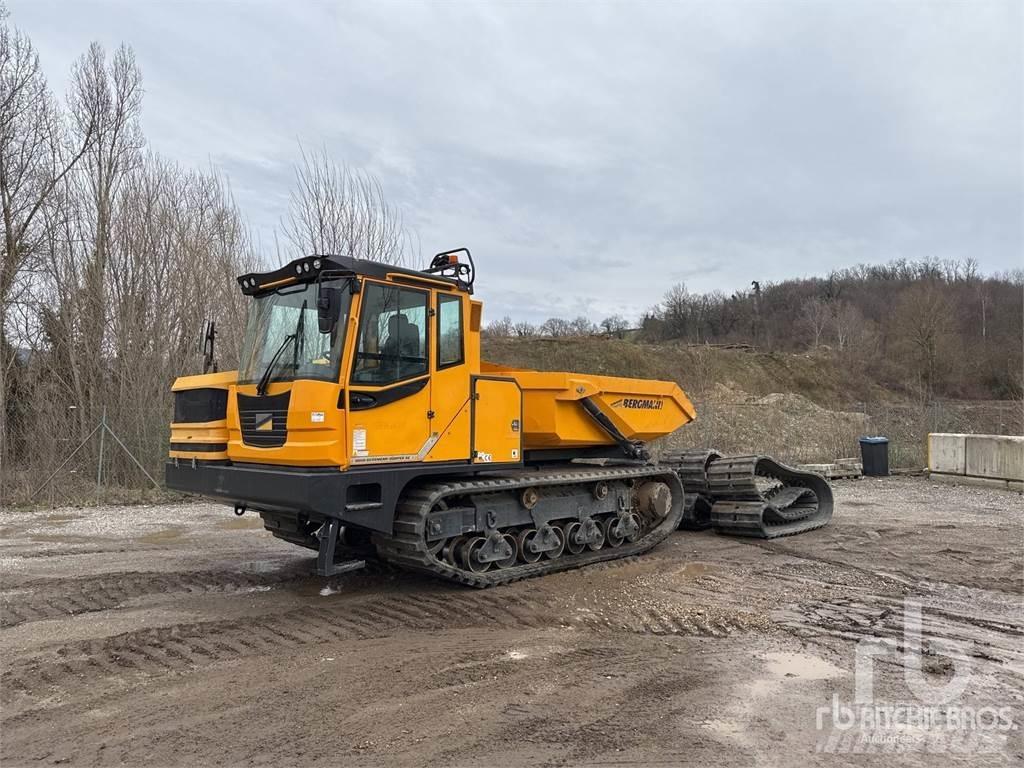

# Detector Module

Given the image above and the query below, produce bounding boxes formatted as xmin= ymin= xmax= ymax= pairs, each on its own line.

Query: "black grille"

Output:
xmin=174 ymin=388 xmax=228 ymax=423
xmin=237 ymin=390 xmax=291 ymax=448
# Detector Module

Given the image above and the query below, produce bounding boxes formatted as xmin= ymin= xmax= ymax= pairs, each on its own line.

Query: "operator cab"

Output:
xmin=172 ymin=249 xmax=521 ymax=477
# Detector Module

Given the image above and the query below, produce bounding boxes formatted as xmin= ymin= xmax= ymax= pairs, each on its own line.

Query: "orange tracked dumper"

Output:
xmin=167 ymin=249 xmax=831 ymax=585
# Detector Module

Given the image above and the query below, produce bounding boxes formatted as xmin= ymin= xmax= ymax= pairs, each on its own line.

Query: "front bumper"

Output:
xmin=165 ymin=460 xmax=395 ymax=533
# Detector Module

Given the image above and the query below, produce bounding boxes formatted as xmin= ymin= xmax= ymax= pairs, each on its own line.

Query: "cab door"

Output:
xmin=426 ymin=290 xmax=472 ymax=462
xmin=346 ymin=281 xmax=432 ymax=465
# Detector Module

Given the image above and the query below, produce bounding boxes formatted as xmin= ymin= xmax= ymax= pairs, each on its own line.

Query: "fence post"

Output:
xmin=96 ymin=406 xmax=107 ymax=501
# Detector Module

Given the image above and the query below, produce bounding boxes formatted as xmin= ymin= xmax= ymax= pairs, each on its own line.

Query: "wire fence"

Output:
xmin=3 ymin=402 xmax=173 ymax=509
xmin=2 ymin=397 xmax=1021 ymax=508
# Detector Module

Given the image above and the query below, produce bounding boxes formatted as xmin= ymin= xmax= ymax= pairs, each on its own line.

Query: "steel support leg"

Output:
xmin=315 ymin=519 xmax=366 ymax=577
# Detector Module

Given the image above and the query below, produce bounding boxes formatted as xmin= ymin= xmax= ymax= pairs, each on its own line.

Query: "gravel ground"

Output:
xmin=1 ymin=476 xmax=1021 ymax=766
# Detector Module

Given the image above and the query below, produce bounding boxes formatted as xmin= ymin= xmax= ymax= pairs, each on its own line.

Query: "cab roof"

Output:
xmin=236 ymin=254 xmax=464 ymax=296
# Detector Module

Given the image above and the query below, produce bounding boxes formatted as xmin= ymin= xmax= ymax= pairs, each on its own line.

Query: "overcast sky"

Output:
xmin=11 ymin=0 xmax=1023 ymax=322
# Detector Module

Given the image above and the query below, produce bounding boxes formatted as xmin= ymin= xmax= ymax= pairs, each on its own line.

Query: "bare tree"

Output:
xmin=600 ymin=314 xmax=629 ymax=338
xmin=568 ymin=316 xmax=597 ymax=336
xmin=895 ymin=283 xmax=956 ymax=399
xmin=282 ymin=145 xmax=407 ymax=264
xmin=56 ymin=42 xmax=143 ymax=439
xmin=511 ymin=320 xmax=535 ymax=338
xmin=0 ymin=18 xmax=98 ymax=471
xmin=538 ymin=317 xmax=572 ymax=337
xmin=799 ymin=297 xmax=830 ymax=348
xmin=3 ymin=20 xmax=256 ymax=502
xmin=483 ymin=315 xmax=513 ymax=338
xmin=661 ymin=282 xmax=689 ymax=338
xmin=27 ymin=152 xmax=255 ymax=496
xmin=830 ymin=300 xmax=864 ymax=351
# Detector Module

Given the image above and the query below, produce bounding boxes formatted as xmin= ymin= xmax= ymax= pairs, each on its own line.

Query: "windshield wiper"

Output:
xmin=256 ymin=300 xmax=307 ymax=396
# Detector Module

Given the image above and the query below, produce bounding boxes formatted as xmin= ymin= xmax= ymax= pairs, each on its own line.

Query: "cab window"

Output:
xmin=352 ymin=283 xmax=428 ymax=385
xmin=438 ymin=293 xmax=464 ymax=368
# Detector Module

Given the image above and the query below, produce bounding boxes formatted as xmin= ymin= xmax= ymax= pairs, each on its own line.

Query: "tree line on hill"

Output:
xmin=484 ymin=258 xmax=1023 ymax=401
xmin=645 ymin=259 xmax=1022 ymax=400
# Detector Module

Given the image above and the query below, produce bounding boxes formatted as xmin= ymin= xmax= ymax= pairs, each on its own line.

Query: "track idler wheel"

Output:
xmin=516 ymin=529 xmax=541 ymax=563
xmin=604 ymin=516 xmax=625 ymax=548
xmin=443 ymin=535 xmax=466 ymax=567
xmin=543 ymin=526 xmax=565 ymax=559
xmin=563 ymin=521 xmax=585 ymax=555
xmin=466 ymin=531 xmax=517 ymax=571
xmin=517 ymin=525 xmax=564 ymax=562
xmin=564 ymin=519 xmax=604 ymax=553
xmin=460 ymin=537 xmax=492 ymax=573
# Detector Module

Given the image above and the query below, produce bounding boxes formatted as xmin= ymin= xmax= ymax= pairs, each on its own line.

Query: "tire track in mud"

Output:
xmin=0 ymin=562 xmax=391 ymax=628
xmin=1 ymin=588 xmax=555 ymax=710
xmin=0 ymin=543 xmax=682 ymax=631
xmin=11 ymin=643 xmax=674 ymax=767
xmin=776 ymin=583 xmax=1024 ymax=678
xmin=575 ymin=604 xmax=760 ymax=637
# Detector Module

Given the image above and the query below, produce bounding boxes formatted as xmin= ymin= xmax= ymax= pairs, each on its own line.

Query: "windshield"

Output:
xmin=238 ymin=281 xmax=350 ymax=385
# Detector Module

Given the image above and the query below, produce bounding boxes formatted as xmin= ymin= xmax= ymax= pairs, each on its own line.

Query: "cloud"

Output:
xmin=11 ymin=0 xmax=1022 ymax=322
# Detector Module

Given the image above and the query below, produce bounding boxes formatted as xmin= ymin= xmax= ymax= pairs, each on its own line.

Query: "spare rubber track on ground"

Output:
xmin=373 ymin=465 xmax=685 ymax=588
xmin=705 ymin=454 xmax=833 ymax=538
xmin=665 ymin=449 xmax=722 ymax=530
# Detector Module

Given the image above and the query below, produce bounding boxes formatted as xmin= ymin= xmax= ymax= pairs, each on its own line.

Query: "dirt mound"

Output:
xmin=664 ymin=388 xmax=870 ymax=465
xmin=704 ymin=381 xmax=751 ymax=404
xmin=483 ymin=337 xmax=878 ymax=463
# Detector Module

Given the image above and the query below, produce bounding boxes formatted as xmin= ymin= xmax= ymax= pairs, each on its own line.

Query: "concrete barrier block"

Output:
xmin=965 ymin=434 xmax=1024 ymax=482
xmin=928 ymin=433 xmax=966 ymax=474
xmin=930 ymin=472 xmax=1024 ymax=492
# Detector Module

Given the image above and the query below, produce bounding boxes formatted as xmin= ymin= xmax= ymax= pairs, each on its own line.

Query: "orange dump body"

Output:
xmin=481 ymin=362 xmax=696 ymax=450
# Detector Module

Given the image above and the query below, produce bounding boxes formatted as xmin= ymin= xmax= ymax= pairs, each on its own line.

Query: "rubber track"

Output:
xmin=666 ymin=449 xmax=722 ymax=530
xmin=373 ymin=465 xmax=686 ymax=588
xmin=706 ymin=454 xmax=833 ymax=538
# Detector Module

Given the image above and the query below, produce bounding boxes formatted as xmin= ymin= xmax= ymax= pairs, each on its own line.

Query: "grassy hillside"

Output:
xmin=482 ymin=336 xmax=1021 ymax=468
xmin=483 ymin=336 xmax=886 ymax=407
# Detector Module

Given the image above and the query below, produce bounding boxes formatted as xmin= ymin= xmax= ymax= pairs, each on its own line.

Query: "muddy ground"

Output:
xmin=1 ymin=477 xmax=1021 ymax=766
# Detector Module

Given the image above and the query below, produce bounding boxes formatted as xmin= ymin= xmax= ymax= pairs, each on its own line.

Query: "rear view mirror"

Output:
xmin=317 ymin=285 xmax=341 ymax=334
xmin=201 ymin=319 xmax=217 ymax=373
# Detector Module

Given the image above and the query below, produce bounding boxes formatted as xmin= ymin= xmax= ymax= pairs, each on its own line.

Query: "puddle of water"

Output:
xmin=138 ymin=528 xmax=186 ymax=545
xmin=748 ymin=651 xmax=845 ymax=697
xmin=762 ymin=651 xmax=844 ymax=680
